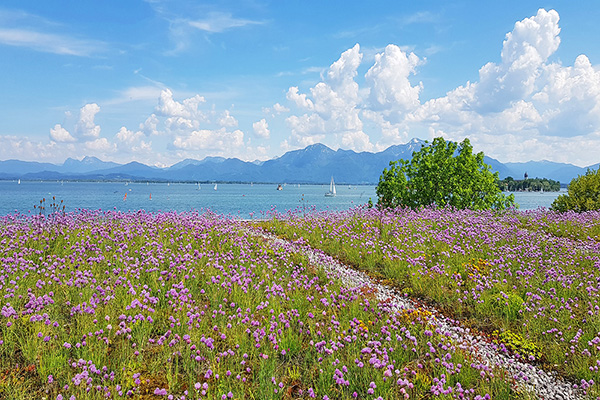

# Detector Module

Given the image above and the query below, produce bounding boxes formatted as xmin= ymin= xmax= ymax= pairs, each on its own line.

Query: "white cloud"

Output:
xmin=116 ymin=126 xmax=143 ymax=144
xmin=273 ymin=103 xmax=289 ymax=113
xmin=15 ymin=8 xmax=600 ymax=167
xmin=252 ymin=118 xmax=270 ymax=138
xmin=219 ymin=110 xmax=238 ymax=128
xmin=155 ymin=89 xmax=205 ymax=119
xmin=263 ymin=102 xmax=290 ymax=117
xmin=365 ymin=44 xmax=422 ymax=113
xmin=0 ymin=135 xmax=60 ymax=162
xmin=85 ymin=138 xmax=115 ymax=152
xmin=187 ymin=12 xmax=263 ymax=33
xmin=279 ymin=8 xmax=600 ymax=166
xmin=286 ymin=87 xmax=314 ymax=110
xmin=140 ymin=114 xmax=160 ymax=136
xmin=473 ymin=9 xmax=560 ymax=113
xmin=0 ymin=28 xmax=105 ymax=56
xmin=49 ymin=124 xmax=76 ymax=143
xmin=173 ymin=128 xmax=244 ymax=151
xmin=284 ymin=44 xmax=372 ymax=151
xmin=74 ymin=103 xmax=101 ymax=138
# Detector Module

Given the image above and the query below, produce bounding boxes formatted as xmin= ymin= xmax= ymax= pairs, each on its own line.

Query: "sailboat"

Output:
xmin=17 ymin=179 xmax=20 ymax=185
xmin=214 ymin=183 xmax=218 ymax=191
xmin=197 ymin=182 xmax=201 ymax=190
xmin=325 ymin=176 xmax=336 ymax=197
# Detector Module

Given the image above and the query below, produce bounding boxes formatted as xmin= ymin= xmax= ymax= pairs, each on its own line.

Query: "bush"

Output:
xmin=551 ymin=167 xmax=600 ymax=212
xmin=376 ymin=137 xmax=515 ymax=210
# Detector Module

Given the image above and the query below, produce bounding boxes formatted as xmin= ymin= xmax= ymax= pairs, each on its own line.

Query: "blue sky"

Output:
xmin=1 ymin=1 xmax=599 ymax=167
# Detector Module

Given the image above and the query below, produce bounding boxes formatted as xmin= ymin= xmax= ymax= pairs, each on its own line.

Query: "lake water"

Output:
xmin=0 ymin=181 xmax=565 ymax=217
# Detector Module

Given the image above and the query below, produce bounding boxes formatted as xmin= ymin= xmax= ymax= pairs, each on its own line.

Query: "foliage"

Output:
xmin=0 ymin=210 xmax=521 ymax=399
xmin=498 ymin=176 xmax=561 ymax=192
xmin=551 ymin=166 xmax=600 ymax=212
xmin=265 ymin=206 xmax=600 ymax=395
xmin=492 ymin=330 xmax=542 ymax=361
xmin=376 ymin=137 xmax=515 ymax=210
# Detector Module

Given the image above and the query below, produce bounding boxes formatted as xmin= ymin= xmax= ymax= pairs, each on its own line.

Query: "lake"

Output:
xmin=0 ymin=181 xmax=565 ymax=217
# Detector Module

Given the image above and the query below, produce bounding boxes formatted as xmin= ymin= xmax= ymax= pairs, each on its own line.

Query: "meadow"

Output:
xmin=0 ymin=206 xmax=598 ymax=399
xmin=264 ymin=206 xmax=600 ymax=398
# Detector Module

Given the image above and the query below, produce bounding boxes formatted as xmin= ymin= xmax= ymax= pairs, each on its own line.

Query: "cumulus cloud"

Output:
xmin=155 ymin=89 xmax=205 ymax=120
xmin=473 ymin=9 xmax=560 ymax=112
xmin=365 ymin=44 xmax=422 ymax=113
xmin=12 ymin=8 xmax=600 ymax=167
xmin=252 ymin=119 xmax=270 ymax=138
xmin=50 ymin=124 xmax=76 ymax=142
xmin=219 ymin=110 xmax=238 ymax=128
xmin=74 ymin=103 xmax=101 ymax=138
xmin=173 ymin=128 xmax=244 ymax=151
xmin=273 ymin=103 xmax=289 ymax=113
xmin=0 ymin=135 xmax=60 ymax=162
xmin=286 ymin=87 xmax=314 ymax=110
xmin=263 ymin=102 xmax=290 ymax=117
xmin=284 ymin=44 xmax=372 ymax=151
xmin=140 ymin=114 xmax=160 ymax=136
xmin=279 ymin=8 xmax=600 ymax=165
xmin=153 ymin=89 xmax=215 ymax=134
xmin=400 ymin=8 xmax=600 ymax=164
xmin=116 ymin=126 xmax=143 ymax=144
xmin=85 ymin=138 xmax=115 ymax=152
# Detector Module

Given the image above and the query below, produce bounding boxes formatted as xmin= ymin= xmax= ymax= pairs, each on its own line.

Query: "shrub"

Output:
xmin=376 ymin=137 xmax=515 ymax=210
xmin=551 ymin=167 xmax=600 ymax=212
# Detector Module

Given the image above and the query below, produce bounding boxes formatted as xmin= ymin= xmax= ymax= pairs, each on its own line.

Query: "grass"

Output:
xmin=262 ymin=206 xmax=600 ymax=397
xmin=0 ymin=206 xmax=590 ymax=399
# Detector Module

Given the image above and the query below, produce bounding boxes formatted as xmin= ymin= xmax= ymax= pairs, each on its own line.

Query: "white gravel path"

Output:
xmin=247 ymin=226 xmax=590 ymax=400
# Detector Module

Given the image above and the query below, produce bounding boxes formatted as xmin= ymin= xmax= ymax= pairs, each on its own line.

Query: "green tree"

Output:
xmin=376 ymin=137 xmax=516 ymax=210
xmin=551 ymin=167 xmax=600 ymax=212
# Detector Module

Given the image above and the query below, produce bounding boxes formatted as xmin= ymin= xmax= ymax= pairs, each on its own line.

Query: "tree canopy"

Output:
xmin=376 ymin=137 xmax=515 ymax=210
xmin=498 ymin=177 xmax=561 ymax=192
xmin=551 ymin=167 xmax=600 ymax=212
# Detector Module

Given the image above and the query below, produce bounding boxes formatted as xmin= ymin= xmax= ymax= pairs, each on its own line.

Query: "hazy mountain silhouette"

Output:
xmin=0 ymin=139 xmax=596 ymax=184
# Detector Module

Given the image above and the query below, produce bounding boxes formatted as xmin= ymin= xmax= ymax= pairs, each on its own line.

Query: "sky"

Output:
xmin=1 ymin=1 xmax=599 ymax=167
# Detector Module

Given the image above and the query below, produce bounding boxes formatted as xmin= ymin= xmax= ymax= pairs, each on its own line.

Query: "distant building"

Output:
xmin=524 ymin=172 xmax=528 ymax=180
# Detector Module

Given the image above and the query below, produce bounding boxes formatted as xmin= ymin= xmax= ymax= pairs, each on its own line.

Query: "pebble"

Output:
xmin=250 ymin=227 xmax=590 ymax=400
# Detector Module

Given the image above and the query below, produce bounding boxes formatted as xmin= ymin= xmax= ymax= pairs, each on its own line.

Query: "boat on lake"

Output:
xmin=325 ymin=176 xmax=336 ymax=197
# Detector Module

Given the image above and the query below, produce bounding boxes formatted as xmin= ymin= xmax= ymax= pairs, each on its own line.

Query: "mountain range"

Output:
xmin=0 ymin=139 xmax=597 ymax=184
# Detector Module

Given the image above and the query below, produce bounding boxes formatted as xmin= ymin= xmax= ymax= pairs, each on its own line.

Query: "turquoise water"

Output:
xmin=0 ymin=181 xmax=564 ymax=217
xmin=0 ymin=181 xmax=375 ymax=217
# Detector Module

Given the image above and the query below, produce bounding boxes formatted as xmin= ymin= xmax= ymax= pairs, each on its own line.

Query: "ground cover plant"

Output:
xmin=263 ymin=206 xmax=600 ymax=397
xmin=0 ymin=209 xmax=522 ymax=399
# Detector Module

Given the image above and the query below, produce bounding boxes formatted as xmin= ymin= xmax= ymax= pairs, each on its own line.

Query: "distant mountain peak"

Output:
xmin=82 ymin=156 xmax=102 ymax=163
xmin=304 ymin=143 xmax=332 ymax=152
xmin=0 ymin=139 xmax=594 ymax=184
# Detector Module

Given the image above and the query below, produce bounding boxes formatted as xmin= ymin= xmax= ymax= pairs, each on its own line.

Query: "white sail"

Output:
xmin=325 ymin=176 xmax=336 ymax=197
xmin=214 ymin=184 xmax=218 ymax=191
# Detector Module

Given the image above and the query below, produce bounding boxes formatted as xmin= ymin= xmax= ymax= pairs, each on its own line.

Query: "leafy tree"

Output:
xmin=551 ymin=167 xmax=600 ymax=212
xmin=376 ymin=137 xmax=515 ymax=210
xmin=498 ymin=177 xmax=561 ymax=192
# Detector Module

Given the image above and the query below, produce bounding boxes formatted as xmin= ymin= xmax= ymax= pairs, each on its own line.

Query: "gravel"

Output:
xmin=249 ymin=226 xmax=590 ymax=400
